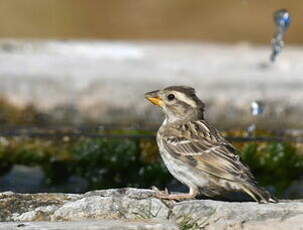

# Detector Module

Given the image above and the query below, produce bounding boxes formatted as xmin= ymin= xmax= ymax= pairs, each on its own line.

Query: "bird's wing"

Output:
xmin=161 ymin=120 xmax=255 ymax=182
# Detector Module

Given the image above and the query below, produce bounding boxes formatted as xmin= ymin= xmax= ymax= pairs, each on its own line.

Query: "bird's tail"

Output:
xmin=240 ymin=182 xmax=278 ymax=203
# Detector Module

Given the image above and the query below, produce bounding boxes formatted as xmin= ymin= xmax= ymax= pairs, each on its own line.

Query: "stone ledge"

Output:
xmin=1 ymin=188 xmax=303 ymax=229
xmin=0 ymin=220 xmax=178 ymax=230
xmin=0 ymin=40 xmax=302 ymax=128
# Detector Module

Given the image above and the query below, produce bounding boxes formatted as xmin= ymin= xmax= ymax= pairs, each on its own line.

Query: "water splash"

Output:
xmin=250 ymin=101 xmax=265 ymax=116
xmin=270 ymin=9 xmax=291 ymax=62
xmin=247 ymin=101 xmax=265 ymax=137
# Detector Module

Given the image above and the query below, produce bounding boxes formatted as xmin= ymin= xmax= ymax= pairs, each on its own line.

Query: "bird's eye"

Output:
xmin=167 ymin=94 xmax=175 ymax=101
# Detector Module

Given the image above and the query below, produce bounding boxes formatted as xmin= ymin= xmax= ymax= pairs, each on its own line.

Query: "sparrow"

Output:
xmin=145 ymin=86 xmax=277 ymax=203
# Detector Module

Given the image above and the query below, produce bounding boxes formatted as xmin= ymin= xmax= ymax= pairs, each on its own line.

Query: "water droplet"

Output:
xmin=250 ymin=101 xmax=265 ymax=116
xmin=274 ymin=9 xmax=291 ymax=30
xmin=270 ymin=9 xmax=291 ymax=62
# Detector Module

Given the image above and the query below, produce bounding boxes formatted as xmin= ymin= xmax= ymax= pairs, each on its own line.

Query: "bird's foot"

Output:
xmin=151 ymin=186 xmax=198 ymax=200
xmin=151 ymin=186 xmax=169 ymax=194
xmin=151 ymin=186 xmax=179 ymax=199
xmin=151 ymin=186 xmax=171 ymax=199
xmin=155 ymin=192 xmax=197 ymax=200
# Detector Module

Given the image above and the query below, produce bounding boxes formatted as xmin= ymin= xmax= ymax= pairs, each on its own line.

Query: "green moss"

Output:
xmin=0 ymin=128 xmax=301 ymax=197
xmin=71 ymin=138 xmax=170 ymax=189
xmin=240 ymin=142 xmax=303 ymax=195
xmin=179 ymin=215 xmax=201 ymax=230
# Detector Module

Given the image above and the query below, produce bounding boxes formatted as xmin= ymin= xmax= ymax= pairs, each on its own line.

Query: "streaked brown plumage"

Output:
xmin=145 ymin=86 xmax=277 ymax=203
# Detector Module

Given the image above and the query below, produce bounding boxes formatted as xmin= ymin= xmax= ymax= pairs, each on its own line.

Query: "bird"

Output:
xmin=144 ymin=85 xmax=277 ymax=203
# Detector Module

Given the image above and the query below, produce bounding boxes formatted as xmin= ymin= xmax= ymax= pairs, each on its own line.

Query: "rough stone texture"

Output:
xmin=0 ymin=220 xmax=178 ymax=230
xmin=1 ymin=188 xmax=303 ymax=229
xmin=172 ymin=199 xmax=303 ymax=229
xmin=0 ymin=40 xmax=302 ymax=129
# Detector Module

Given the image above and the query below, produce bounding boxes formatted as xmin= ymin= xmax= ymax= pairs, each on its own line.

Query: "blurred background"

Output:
xmin=0 ymin=0 xmax=302 ymax=200
xmin=0 ymin=0 xmax=302 ymax=43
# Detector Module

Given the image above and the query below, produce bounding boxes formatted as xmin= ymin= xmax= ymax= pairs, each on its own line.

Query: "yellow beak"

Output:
xmin=146 ymin=96 xmax=164 ymax=107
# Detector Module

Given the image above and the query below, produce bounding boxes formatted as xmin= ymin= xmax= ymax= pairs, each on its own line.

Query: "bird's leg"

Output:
xmin=154 ymin=187 xmax=198 ymax=200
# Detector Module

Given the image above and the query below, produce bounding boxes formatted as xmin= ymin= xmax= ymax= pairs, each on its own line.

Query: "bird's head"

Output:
xmin=145 ymin=86 xmax=205 ymax=123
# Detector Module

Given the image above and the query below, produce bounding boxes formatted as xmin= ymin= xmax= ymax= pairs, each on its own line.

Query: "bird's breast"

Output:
xmin=156 ymin=132 xmax=209 ymax=188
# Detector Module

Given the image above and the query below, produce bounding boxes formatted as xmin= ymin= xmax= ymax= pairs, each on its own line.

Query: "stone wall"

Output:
xmin=1 ymin=188 xmax=303 ymax=230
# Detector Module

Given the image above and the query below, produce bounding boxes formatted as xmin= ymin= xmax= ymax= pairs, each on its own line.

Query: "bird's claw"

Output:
xmin=151 ymin=186 xmax=170 ymax=198
xmin=151 ymin=186 xmax=169 ymax=194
